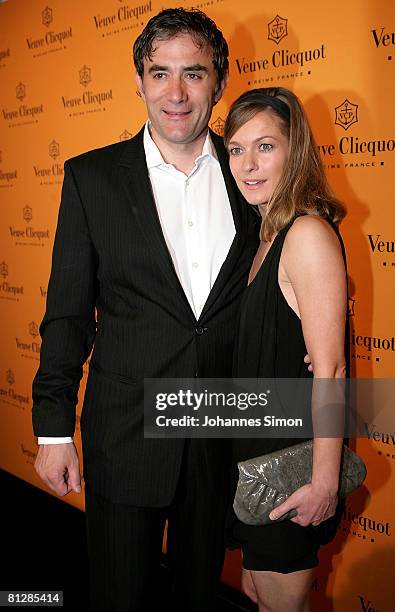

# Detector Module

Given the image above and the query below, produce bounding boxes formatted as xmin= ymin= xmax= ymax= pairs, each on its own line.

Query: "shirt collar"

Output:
xmin=143 ymin=121 xmax=218 ymax=171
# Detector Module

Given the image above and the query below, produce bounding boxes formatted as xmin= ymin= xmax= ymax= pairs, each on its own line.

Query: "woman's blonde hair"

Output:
xmin=224 ymin=87 xmax=346 ymax=241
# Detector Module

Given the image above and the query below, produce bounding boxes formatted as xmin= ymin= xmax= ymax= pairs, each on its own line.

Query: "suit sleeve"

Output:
xmin=32 ymin=160 xmax=97 ymax=437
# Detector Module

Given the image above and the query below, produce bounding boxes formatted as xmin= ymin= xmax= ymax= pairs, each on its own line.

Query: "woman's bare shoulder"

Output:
xmin=285 ymin=215 xmax=341 ymax=253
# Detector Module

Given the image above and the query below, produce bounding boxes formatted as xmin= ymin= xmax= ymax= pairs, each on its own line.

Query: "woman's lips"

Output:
xmin=242 ymin=180 xmax=266 ymax=190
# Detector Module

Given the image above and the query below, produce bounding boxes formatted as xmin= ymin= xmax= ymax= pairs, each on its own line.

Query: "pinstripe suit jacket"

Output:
xmin=32 ymin=127 xmax=260 ymax=506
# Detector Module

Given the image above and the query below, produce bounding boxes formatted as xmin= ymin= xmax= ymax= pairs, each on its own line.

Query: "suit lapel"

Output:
xmin=198 ymin=130 xmax=251 ymax=321
xmin=117 ymin=127 xmax=256 ymax=324
xmin=118 ymin=128 xmax=196 ymax=321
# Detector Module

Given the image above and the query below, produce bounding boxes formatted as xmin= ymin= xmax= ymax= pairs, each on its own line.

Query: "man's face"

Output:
xmin=136 ymin=34 xmax=227 ymax=149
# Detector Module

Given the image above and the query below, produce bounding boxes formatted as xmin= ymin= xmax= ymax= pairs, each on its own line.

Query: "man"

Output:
xmin=32 ymin=8 xmax=259 ymax=612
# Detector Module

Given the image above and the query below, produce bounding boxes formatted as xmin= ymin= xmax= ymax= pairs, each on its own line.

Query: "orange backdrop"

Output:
xmin=0 ymin=1 xmax=394 ymax=609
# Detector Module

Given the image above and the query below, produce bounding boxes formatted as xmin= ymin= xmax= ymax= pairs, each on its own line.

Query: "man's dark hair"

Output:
xmin=133 ymin=7 xmax=229 ymax=84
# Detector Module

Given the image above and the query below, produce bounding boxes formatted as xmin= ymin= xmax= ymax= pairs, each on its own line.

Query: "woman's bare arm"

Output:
xmin=270 ymin=215 xmax=347 ymax=526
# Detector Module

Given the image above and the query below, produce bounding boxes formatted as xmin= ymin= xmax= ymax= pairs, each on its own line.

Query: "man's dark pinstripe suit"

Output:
xmin=32 ymin=126 xmax=259 ymax=610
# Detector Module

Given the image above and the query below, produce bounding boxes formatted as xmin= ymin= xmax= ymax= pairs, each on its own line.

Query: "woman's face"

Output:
xmin=228 ymin=109 xmax=289 ymax=208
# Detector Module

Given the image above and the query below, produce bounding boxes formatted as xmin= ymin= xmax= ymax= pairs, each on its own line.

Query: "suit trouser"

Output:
xmin=85 ymin=440 xmax=228 ymax=612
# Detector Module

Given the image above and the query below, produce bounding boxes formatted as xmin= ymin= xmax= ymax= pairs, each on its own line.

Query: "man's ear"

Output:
xmin=135 ymin=72 xmax=145 ymax=101
xmin=214 ymin=70 xmax=229 ymax=104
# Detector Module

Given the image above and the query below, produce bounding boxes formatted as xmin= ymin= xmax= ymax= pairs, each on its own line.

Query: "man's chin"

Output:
xmin=158 ymin=128 xmax=201 ymax=146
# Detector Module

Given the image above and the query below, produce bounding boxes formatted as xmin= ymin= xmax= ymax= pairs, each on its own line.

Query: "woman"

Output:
xmin=224 ymin=87 xmax=347 ymax=611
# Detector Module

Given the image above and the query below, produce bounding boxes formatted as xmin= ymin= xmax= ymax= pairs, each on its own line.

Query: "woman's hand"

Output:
xmin=269 ymin=482 xmax=338 ymax=527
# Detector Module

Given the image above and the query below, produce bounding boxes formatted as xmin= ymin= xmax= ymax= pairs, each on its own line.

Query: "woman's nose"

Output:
xmin=242 ymin=152 xmax=259 ymax=172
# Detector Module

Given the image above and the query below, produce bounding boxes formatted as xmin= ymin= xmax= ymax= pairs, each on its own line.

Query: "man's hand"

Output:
xmin=34 ymin=443 xmax=81 ymax=497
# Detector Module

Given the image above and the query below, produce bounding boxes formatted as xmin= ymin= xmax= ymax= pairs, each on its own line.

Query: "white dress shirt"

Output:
xmin=38 ymin=123 xmax=235 ymax=444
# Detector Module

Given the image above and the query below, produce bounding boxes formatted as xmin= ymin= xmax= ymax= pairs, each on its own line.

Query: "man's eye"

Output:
xmin=229 ymin=147 xmax=242 ymax=156
xmin=153 ymin=73 xmax=166 ymax=79
xmin=186 ymin=73 xmax=201 ymax=80
xmin=259 ymin=143 xmax=273 ymax=152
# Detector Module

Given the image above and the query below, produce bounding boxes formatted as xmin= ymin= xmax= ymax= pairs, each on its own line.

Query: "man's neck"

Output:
xmin=149 ymin=126 xmax=209 ymax=175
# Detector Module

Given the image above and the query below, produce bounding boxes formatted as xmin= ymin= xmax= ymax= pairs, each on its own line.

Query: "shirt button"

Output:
xmin=195 ymin=326 xmax=206 ymax=335
xmin=185 ymin=180 xmax=189 ymax=187
xmin=188 ymin=220 xmax=194 ymax=227
xmin=192 ymin=262 xmax=199 ymax=268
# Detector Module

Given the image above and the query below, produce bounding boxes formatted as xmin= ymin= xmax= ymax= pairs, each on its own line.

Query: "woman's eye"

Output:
xmin=229 ymin=147 xmax=242 ymax=156
xmin=259 ymin=143 xmax=273 ymax=152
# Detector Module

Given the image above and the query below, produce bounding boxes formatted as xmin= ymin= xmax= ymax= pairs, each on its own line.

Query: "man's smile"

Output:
xmin=163 ymin=110 xmax=192 ymax=118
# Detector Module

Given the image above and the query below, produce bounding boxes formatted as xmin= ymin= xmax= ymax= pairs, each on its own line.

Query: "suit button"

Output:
xmin=195 ymin=326 xmax=206 ymax=335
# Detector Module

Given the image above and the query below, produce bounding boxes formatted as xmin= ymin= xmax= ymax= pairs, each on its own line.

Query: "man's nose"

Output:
xmin=167 ymin=77 xmax=187 ymax=103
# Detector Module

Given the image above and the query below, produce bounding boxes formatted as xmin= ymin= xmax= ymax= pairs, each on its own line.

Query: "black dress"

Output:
xmin=229 ymin=218 xmax=346 ymax=573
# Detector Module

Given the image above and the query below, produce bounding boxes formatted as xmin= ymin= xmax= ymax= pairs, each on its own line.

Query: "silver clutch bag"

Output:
xmin=233 ymin=440 xmax=367 ymax=526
